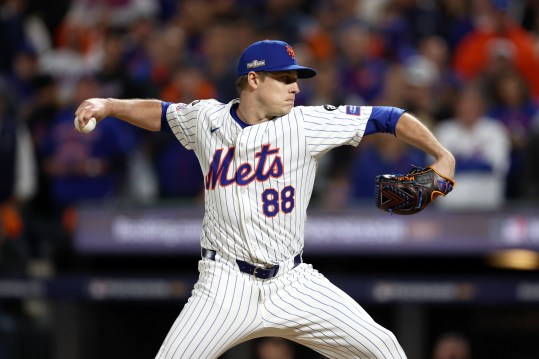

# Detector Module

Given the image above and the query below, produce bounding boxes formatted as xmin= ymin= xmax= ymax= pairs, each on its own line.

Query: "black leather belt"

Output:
xmin=201 ymin=248 xmax=302 ymax=280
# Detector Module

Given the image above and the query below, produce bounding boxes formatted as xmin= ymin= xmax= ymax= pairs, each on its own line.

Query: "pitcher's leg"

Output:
xmin=156 ymin=260 xmax=263 ymax=359
xmin=263 ymin=264 xmax=407 ymax=359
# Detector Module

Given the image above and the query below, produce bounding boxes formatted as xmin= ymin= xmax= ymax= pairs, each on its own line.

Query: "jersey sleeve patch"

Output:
xmin=323 ymin=104 xmax=338 ymax=111
xmin=346 ymin=105 xmax=361 ymax=116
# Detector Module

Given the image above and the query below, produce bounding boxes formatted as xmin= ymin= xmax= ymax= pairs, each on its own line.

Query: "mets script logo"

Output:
xmin=285 ymin=45 xmax=295 ymax=59
xmin=205 ymin=145 xmax=284 ymax=190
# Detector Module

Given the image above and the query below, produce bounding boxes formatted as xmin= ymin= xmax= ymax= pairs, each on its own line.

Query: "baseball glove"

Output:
xmin=375 ymin=166 xmax=455 ymax=215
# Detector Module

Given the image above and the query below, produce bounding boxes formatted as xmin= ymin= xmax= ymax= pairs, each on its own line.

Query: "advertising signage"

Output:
xmin=74 ymin=205 xmax=539 ymax=255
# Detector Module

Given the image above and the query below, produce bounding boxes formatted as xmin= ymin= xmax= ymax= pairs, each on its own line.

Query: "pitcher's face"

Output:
xmin=256 ymin=71 xmax=300 ymax=118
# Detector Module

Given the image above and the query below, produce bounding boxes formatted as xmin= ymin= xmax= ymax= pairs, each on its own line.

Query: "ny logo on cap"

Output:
xmin=285 ymin=45 xmax=295 ymax=60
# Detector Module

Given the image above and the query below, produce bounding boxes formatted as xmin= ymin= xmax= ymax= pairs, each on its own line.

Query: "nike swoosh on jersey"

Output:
xmin=210 ymin=127 xmax=220 ymax=133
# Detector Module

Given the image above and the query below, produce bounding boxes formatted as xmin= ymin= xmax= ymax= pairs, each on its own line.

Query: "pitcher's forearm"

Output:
xmin=395 ymin=112 xmax=455 ymax=178
xmin=75 ymin=98 xmax=164 ymax=131
xmin=104 ymin=99 xmax=163 ymax=131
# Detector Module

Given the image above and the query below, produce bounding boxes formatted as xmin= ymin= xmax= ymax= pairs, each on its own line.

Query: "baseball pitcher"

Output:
xmin=75 ymin=40 xmax=455 ymax=359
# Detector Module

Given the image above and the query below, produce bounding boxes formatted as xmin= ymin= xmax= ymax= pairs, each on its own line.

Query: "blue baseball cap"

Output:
xmin=237 ymin=40 xmax=317 ymax=78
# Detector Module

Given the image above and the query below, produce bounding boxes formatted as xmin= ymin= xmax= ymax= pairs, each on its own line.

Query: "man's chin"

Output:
xmin=275 ymin=106 xmax=294 ymax=117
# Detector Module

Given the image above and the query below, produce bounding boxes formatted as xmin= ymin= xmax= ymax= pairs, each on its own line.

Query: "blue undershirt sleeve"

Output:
xmin=364 ymin=106 xmax=406 ymax=136
xmin=160 ymin=101 xmax=173 ymax=134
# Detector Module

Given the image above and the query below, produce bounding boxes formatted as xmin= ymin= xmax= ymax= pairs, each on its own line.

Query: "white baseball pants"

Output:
xmin=155 ymin=257 xmax=407 ymax=359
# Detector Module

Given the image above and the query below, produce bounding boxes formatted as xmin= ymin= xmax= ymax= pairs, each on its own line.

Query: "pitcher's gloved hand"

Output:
xmin=375 ymin=166 xmax=455 ymax=215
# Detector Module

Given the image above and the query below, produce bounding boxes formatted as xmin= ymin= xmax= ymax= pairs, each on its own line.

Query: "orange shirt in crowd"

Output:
xmin=453 ymin=21 xmax=539 ymax=99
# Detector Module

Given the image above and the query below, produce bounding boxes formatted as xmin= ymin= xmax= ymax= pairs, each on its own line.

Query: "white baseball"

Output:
xmin=75 ymin=116 xmax=97 ymax=133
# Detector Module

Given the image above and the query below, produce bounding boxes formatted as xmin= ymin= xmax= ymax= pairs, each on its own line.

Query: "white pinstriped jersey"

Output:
xmin=166 ymin=99 xmax=371 ymax=265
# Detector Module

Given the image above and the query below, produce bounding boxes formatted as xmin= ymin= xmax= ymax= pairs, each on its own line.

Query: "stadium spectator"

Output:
xmin=0 ymin=79 xmax=37 ymax=274
xmin=255 ymin=0 xmax=309 ymax=44
xmin=453 ymin=0 xmax=539 ymax=100
xmin=95 ymin=29 xmax=137 ymax=99
xmin=335 ymin=21 xmax=388 ymax=104
xmin=435 ymin=83 xmax=511 ymax=209
xmin=171 ymin=0 xmax=215 ymax=52
xmin=373 ymin=64 xmax=407 ymax=108
xmin=431 ymin=332 xmax=471 ymax=359
xmin=122 ymin=16 xmax=160 ymax=98
xmin=487 ymin=69 xmax=539 ymax=199
xmin=378 ymin=0 xmax=440 ymax=62
xmin=64 ymin=0 xmax=160 ymax=30
xmin=3 ymin=45 xmax=40 ymax=120
xmin=417 ymin=35 xmax=462 ymax=121
xmin=256 ymin=337 xmax=295 ymax=359
xmin=24 ymin=75 xmax=61 ymax=259
xmin=153 ymin=63 xmax=214 ymax=200
xmin=197 ymin=22 xmax=238 ymax=102
xmin=40 ymin=76 xmax=135 ymax=214
xmin=301 ymin=1 xmax=338 ymax=63
xmin=435 ymin=0 xmax=474 ymax=51
xmin=400 ymin=54 xmax=439 ymax=128
xmin=38 ymin=18 xmax=101 ymax=103
xmin=0 ymin=0 xmax=27 ymax=72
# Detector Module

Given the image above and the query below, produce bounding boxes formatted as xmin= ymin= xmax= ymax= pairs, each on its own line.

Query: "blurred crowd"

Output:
xmin=254 ymin=332 xmax=471 ymax=359
xmin=2 ymin=0 xmax=539 ymax=272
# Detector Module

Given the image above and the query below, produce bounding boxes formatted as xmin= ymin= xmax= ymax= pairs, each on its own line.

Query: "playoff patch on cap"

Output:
xmin=237 ymin=40 xmax=317 ymax=79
